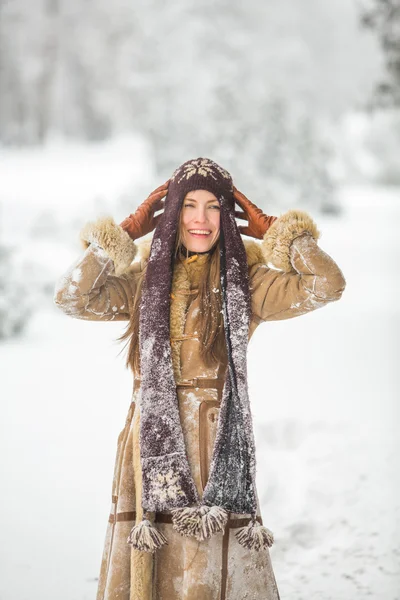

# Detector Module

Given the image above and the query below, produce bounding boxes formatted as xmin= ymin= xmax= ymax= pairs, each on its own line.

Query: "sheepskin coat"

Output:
xmin=53 ymin=209 xmax=346 ymax=600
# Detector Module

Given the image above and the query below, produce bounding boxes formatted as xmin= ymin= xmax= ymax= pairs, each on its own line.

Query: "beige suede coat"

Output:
xmin=53 ymin=209 xmax=346 ymax=600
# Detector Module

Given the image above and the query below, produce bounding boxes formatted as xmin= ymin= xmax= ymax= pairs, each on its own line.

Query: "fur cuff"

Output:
xmin=80 ymin=216 xmax=138 ymax=276
xmin=261 ymin=209 xmax=321 ymax=272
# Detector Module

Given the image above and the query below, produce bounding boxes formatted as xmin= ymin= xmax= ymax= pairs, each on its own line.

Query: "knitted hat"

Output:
xmin=169 ymin=156 xmax=234 ymax=201
xmin=127 ymin=157 xmax=274 ymax=553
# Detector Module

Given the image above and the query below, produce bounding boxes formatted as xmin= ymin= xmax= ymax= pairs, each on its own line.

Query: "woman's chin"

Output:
xmin=183 ymin=233 xmax=216 ymax=253
xmin=188 ymin=244 xmax=210 ymax=252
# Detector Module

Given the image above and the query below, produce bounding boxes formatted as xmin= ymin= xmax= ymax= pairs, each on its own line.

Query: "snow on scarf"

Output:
xmin=127 ymin=158 xmax=274 ymax=553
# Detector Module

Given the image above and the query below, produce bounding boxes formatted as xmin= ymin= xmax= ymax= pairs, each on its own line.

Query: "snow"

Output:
xmin=0 ymin=141 xmax=399 ymax=599
xmin=0 ymin=135 xmax=153 ymax=213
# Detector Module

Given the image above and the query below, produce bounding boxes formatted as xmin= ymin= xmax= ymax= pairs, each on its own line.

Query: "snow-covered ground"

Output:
xmin=0 ymin=140 xmax=399 ymax=600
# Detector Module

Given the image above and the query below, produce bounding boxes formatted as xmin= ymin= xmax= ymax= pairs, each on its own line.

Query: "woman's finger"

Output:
xmin=233 ymin=186 xmax=246 ymax=198
xmin=148 ymin=189 xmax=169 ymax=204
xmin=238 ymin=225 xmax=251 ymax=236
xmin=234 ymin=196 xmax=245 ymax=210
xmin=149 ymin=180 xmax=170 ymax=195
xmin=233 ymin=191 xmax=248 ymax=210
xmin=153 ymin=199 xmax=165 ymax=213
xmin=150 ymin=188 xmax=168 ymax=199
xmin=234 ymin=188 xmax=255 ymax=212
xmin=235 ymin=210 xmax=247 ymax=221
xmin=153 ymin=212 xmax=163 ymax=227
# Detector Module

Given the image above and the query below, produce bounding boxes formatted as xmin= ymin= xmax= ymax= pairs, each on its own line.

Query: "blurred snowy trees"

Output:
xmin=360 ymin=0 xmax=400 ymax=108
xmin=0 ymin=0 xmax=385 ymax=211
xmin=0 ymin=197 xmax=84 ymax=339
xmin=0 ymin=229 xmax=36 ymax=339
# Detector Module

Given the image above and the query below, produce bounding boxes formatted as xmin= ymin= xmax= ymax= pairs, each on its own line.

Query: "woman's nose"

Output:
xmin=194 ymin=209 xmax=207 ymax=223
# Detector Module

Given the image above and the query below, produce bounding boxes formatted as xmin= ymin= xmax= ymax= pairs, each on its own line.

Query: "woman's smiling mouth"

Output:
xmin=188 ymin=229 xmax=212 ymax=237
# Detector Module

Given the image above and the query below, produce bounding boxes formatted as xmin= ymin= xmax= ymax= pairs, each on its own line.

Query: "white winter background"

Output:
xmin=0 ymin=1 xmax=399 ymax=599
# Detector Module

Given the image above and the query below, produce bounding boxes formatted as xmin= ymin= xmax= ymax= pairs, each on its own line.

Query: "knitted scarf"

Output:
xmin=127 ymin=158 xmax=274 ymax=553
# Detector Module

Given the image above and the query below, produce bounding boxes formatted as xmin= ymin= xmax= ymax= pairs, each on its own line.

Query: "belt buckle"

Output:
xmin=178 ymin=378 xmax=199 ymax=388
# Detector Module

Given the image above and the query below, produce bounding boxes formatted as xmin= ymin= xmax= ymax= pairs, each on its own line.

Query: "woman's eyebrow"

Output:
xmin=185 ymin=197 xmax=218 ymax=202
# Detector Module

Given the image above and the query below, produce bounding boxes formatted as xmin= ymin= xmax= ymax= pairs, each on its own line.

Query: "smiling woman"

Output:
xmin=179 ymin=190 xmax=221 ymax=254
xmin=53 ymin=156 xmax=346 ymax=600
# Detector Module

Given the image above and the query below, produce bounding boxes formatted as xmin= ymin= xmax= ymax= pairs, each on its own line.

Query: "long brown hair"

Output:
xmin=115 ymin=216 xmax=226 ymax=377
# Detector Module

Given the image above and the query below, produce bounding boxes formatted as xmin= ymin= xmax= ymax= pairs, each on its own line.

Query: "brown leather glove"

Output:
xmin=119 ymin=180 xmax=169 ymax=240
xmin=233 ymin=186 xmax=277 ymax=239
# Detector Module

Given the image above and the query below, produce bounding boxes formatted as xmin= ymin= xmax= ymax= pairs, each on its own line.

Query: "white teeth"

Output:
xmin=189 ymin=230 xmax=211 ymax=234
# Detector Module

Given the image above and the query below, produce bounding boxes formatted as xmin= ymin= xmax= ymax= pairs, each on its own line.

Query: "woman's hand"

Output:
xmin=119 ymin=180 xmax=169 ymax=240
xmin=233 ymin=186 xmax=277 ymax=239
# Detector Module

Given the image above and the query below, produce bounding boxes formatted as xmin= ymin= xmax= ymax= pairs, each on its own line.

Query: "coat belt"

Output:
xmin=176 ymin=377 xmax=225 ymax=390
xmin=133 ymin=377 xmax=225 ymax=399
xmin=108 ymin=510 xmax=262 ymax=529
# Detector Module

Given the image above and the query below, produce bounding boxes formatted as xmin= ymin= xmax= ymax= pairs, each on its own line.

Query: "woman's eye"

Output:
xmin=183 ymin=204 xmax=219 ymax=209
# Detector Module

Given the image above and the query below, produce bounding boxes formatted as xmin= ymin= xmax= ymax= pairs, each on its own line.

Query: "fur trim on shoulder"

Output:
xmin=135 ymin=235 xmax=153 ymax=263
xmin=80 ymin=216 xmax=138 ymax=276
xmin=261 ymin=209 xmax=321 ymax=272
xmin=242 ymin=239 xmax=265 ymax=268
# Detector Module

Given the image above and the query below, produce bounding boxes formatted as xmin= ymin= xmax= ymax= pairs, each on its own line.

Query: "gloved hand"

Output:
xmin=233 ymin=186 xmax=277 ymax=239
xmin=119 ymin=180 xmax=169 ymax=240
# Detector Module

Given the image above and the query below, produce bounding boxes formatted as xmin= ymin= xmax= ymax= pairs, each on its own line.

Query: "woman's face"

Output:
xmin=179 ymin=189 xmax=220 ymax=252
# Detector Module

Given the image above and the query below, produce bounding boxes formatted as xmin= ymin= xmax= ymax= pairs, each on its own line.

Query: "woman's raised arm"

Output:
xmin=249 ymin=209 xmax=346 ymax=323
xmin=53 ymin=181 xmax=168 ymax=321
xmin=53 ymin=216 xmax=141 ymax=321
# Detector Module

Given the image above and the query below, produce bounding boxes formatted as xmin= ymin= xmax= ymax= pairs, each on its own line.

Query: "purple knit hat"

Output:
xmin=169 ymin=156 xmax=234 ymax=203
xmin=127 ymin=157 xmax=274 ymax=553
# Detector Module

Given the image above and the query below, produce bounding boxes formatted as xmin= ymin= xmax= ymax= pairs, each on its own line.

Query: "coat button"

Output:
xmin=208 ymin=411 xmax=217 ymax=423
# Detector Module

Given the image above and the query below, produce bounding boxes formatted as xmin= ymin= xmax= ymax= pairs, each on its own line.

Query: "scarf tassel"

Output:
xmin=127 ymin=513 xmax=274 ymax=552
xmin=235 ymin=519 xmax=274 ymax=551
xmin=127 ymin=519 xmax=168 ymax=553
xmin=171 ymin=505 xmax=229 ymax=541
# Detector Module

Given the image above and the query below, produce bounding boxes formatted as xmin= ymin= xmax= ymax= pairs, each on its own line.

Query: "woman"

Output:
xmin=54 ymin=157 xmax=346 ymax=600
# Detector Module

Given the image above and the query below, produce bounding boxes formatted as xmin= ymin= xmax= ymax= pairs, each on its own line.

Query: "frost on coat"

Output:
xmin=53 ymin=242 xmax=140 ymax=321
xmin=52 ymin=210 xmax=346 ymax=600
